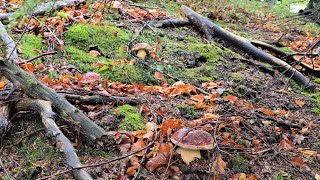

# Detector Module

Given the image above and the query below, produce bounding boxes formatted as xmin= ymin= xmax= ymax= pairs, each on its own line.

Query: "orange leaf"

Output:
xmin=295 ymin=100 xmax=305 ymax=107
xmin=279 ymin=109 xmax=286 ymax=115
xmin=232 ymin=173 xmax=246 ymax=180
xmin=42 ymin=76 xmax=56 ymax=85
xmin=195 ymin=102 xmax=207 ymax=109
xmin=20 ymin=63 xmax=35 ymax=72
xmin=279 ymin=138 xmax=294 ymax=150
xmin=158 ymin=143 xmax=173 ymax=154
xmin=291 ymin=157 xmax=304 ymax=168
xmin=146 ymin=152 xmax=170 ymax=172
xmin=300 ymin=150 xmax=317 ymax=156
xmin=258 ymin=107 xmax=275 ymax=116
xmin=191 ymin=94 xmax=205 ymax=103
xmin=0 ymin=81 xmax=7 ymax=89
xmin=248 ymin=174 xmax=258 ymax=180
xmin=224 ymin=95 xmax=238 ymax=103
xmin=131 ymin=138 xmax=145 ymax=156
xmin=159 ymin=119 xmax=182 ymax=137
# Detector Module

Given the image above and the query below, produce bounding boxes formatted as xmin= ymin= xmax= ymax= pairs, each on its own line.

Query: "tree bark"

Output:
xmin=16 ymin=99 xmax=93 ymax=180
xmin=182 ymin=5 xmax=315 ymax=91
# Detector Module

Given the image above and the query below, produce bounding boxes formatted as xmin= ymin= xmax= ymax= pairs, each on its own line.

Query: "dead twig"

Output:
xmin=6 ymin=128 xmax=46 ymax=148
xmin=19 ymin=51 xmax=57 ymax=65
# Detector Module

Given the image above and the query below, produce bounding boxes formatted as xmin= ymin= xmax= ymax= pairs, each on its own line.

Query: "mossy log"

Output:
xmin=0 ymin=21 xmax=107 ymax=142
xmin=16 ymin=99 xmax=93 ymax=180
xmin=181 ymin=5 xmax=315 ymax=91
xmin=0 ymin=0 xmax=85 ymax=21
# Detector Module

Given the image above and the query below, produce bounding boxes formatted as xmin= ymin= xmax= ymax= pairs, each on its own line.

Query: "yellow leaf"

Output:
xmin=176 ymin=147 xmax=201 ymax=165
xmin=300 ymin=150 xmax=317 ymax=156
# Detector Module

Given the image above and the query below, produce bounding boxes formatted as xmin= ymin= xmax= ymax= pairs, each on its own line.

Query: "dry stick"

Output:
xmin=181 ymin=6 xmax=315 ymax=91
xmin=38 ymin=141 xmax=155 ymax=180
xmin=16 ymin=99 xmax=93 ymax=180
xmin=19 ymin=51 xmax=57 ymax=65
xmin=132 ymin=145 xmax=150 ymax=180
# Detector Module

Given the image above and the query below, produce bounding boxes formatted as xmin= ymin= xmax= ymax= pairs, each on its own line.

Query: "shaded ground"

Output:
xmin=0 ymin=0 xmax=319 ymax=179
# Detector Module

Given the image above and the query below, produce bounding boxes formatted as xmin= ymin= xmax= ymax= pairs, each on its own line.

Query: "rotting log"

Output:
xmin=0 ymin=0 xmax=86 ymax=21
xmin=0 ymin=21 xmax=107 ymax=142
xmin=181 ymin=5 xmax=315 ymax=91
xmin=62 ymin=94 xmax=141 ymax=106
xmin=16 ymin=99 xmax=93 ymax=180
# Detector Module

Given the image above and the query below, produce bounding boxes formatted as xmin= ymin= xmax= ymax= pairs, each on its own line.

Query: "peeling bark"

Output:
xmin=16 ymin=99 xmax=93 ymax=180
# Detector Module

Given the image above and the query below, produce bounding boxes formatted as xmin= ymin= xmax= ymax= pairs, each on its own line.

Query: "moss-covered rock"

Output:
xmin=114 ymin=104 xmax=145 ymax=131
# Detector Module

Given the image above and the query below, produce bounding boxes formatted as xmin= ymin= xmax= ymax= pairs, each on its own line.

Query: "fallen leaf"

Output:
xmin=0 ymin=81 xmax=7 ymax=89
xmin=154 ymin=71 xmax=165 ymax=80
xmin=176 ymin=147 xmax=201 ymax=165
xmin=279 ymin=138 xmax=294 ymax=150
xmin=20 ymin=63 xmax=35 ymax=72
xmin=232 ymin=173 xmax=246 ymax=180
xmin=300 ymin=150 xmax=317 ymax=156
xmin=248 ymin=174 xmax=258 ymax=180
xmin=131 ymin=138 xmax=145 ymax=156
xmin=146 ymin=152 xmax=170 ymax=172
xmin=213 ymin=153 xmax=226 ymax=174
xmin=291 ymin=157 xmax=304 ymax=168
xmin=224 ymin=95 xmax=238 ymax=103
xmin=35 ymin=63 xmax=45 ymax=71
xmin=258 ymin=107 xmax=275 ymax=116
xmin=191 ymin=94 xmax=205 ymax=103
xmin=295 ymin=100 xmax=305 ymax=107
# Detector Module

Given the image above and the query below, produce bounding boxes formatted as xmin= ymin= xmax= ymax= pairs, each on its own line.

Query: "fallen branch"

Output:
xmin=149 ymin=19 xmax=191 ymax=28
xmin=19 ymin=51 xmax=57 ymax=65
xmin=16 ymin=99 xmax=93 ymax=180
xmin=0 ymin=0 xmax=86 ymax=21
xmin=0 ymin=21 xmax=107 ymax=142
xmin=62 ymin=94 xmax=141 ymax=106
xmin=181 ymin=6 xmax=315 ymax=91
xmin=0 ymin=103 xmax=10 ymax=136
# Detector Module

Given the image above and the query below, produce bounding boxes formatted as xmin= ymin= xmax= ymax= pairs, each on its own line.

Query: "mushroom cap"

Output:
xmin=80 ymin=72 xmax=101 ymax=84
xmin=131 ymin=43 xmax=152 ymax=52
xmin=112 ymin=1 xmax=122 ymax=8
xmin=170 ymin=128 xmax=214 ymax=150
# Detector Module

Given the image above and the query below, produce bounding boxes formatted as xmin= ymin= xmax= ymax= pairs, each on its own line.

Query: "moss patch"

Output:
xmin=20 ymin=34 xmax=47 ymax=60
xmin=230 ymin=155 xmax=249 ymax=172
xmin=114 ymin=104 xmax=145 ymax=131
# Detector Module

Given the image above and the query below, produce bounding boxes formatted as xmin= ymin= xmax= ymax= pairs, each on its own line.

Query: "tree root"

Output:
xmin=16 ymin=99 xmax=93 ymax=180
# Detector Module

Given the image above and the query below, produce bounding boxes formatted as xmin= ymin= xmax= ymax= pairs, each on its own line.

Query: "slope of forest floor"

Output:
xmin=0 ymin=0 xmax=319 ymax=179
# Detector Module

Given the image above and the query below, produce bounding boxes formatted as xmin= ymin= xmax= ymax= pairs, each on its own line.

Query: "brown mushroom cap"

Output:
xmin=131 ymin=43 xmax=152 ymax=52
xmin=80 ymin=72 xmax=101 ymax=84
xmin=170 ymin=128 xmax=214 ymax=150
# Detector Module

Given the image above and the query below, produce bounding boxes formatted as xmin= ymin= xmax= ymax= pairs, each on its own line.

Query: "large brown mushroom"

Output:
xmin=131 ymin=43 xmax=152 ymax=60
xmin=170 ymin=128 xmax=214 ymax=164
xmin=78 ymin=72 xmax=101 ymax=87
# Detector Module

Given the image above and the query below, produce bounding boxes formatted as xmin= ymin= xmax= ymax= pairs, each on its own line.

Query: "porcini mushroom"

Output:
xmin=170 ymin=128 xmax=214 ymax=164
xmin=78 ymin=72 xmax=101 ymax=87
xmin=131 ymin=43 xmax=152 ymax=60
xmin=110 ymin=1 xmax=122 ymax=14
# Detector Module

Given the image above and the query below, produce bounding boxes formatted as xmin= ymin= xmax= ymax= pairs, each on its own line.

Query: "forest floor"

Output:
xmin=0 ymin=0 xmax=319 ymax=179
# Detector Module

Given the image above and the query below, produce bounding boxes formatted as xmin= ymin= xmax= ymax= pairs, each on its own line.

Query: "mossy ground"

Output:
xmin=20 ymin=34 xmax=47 ymax=61
xmin=113 ymin=104 xmax=145 ymax=131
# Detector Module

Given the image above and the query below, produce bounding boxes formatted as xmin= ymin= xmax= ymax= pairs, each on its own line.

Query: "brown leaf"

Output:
xmin=279 ymin=138 xmax=294 ymax=150
xmin=224 ymin=95 xmax=238 ymax=103
xmin=154 ymin=71 xmax=165 ymax=80
xmin=291 ymin=157 xmax=304 ymax=168
xmin=131 ymin=138 xmax=145 ymax=156
xmin=300 ymin=150 xmax=317 ymax=156
xmin=146 ymin=152 xmax=170 ymax=172
xmin=20 ymin=63 xmax=35 ymax=72
xmin=213 ymin=153 xmax=226 ymax=174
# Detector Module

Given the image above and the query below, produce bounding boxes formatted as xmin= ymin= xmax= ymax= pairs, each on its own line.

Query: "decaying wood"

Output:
xmin=0 ymin=22 xmax=18 ymax=63
xmin=181 ymin=6 xmax=315 ymax=91
xmin=0 ymin=103 xmax=10 ymax=135
xmin=0 ymin=21 xmax=108 ymax=142
xmin=62 ymin=94 xmax=141 ymax=106
xmin=16 ymin=99 xmax=93 ymax=180
xmin=149 ymin=19 xmax=191 ymax=28
xmin=0 ymin=0 xmax=86 ymax=21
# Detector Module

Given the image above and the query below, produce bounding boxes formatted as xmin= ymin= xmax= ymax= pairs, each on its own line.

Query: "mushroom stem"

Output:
xmin=137 ymin=49 xmax=147 ymax=60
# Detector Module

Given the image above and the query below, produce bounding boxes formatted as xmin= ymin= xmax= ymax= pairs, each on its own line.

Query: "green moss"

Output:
xmin=280 ymin=46 xmax=295 ymax=54
xmin=301 ymin=22 xmax=320 ymax=36
xmin=230 ymin=155 xmax=249 ymax=172
xmin=187 ymin=43 xmax=225 ymax=63
xmin=99 ymin=64 xmax=144 ymax=84
xmin=64 ymin=24 xmax=130 ymax=59
xmin=312 ymin=78 xmax=320 ymax=84
xmin=275 ymin=171 xmax=291 ymax=180
xmin=230 ymin=72 xmax=245 ymax=82
xmin=114 ymin=104 xmax=145 ymax=131
xmin=21 ymin=34 xmax=47 ymax=60
xmin=79 ymin=146 xmax=115 ymax=158
xmin=178 ymin=105 xmax=196 ymax=116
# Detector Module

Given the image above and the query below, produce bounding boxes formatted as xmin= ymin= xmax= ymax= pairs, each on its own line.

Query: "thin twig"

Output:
xmin=6 ymin=128 xmax=46 ymax=148
xmin=0 ymin=158 xmax=12 ymax=180
xmin=37 ymin=141 xmax=155 ymax=180
xmin=19 ymin=51 xmax=57 ymax=65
